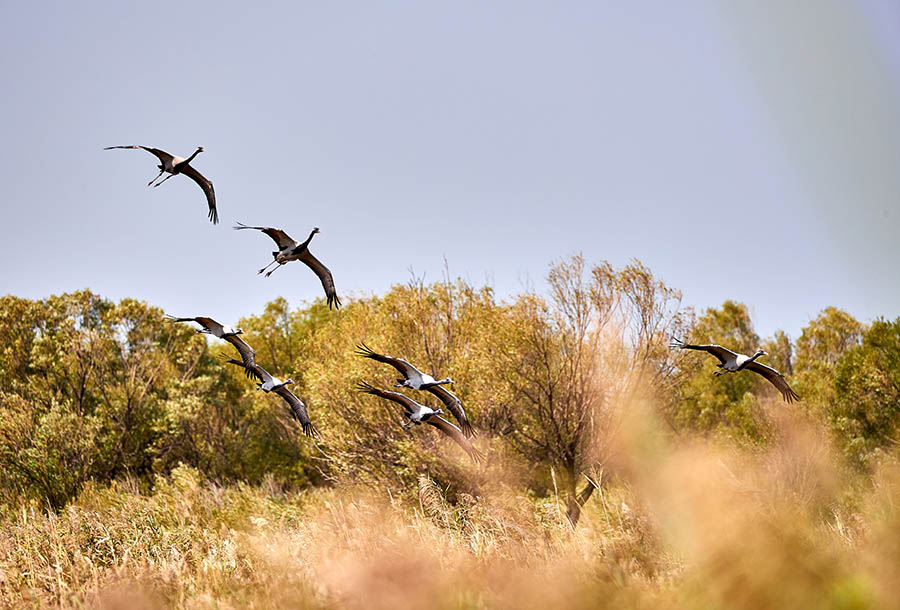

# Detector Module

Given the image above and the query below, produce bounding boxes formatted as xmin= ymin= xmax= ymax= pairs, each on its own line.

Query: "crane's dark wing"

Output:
xmin=250 ymin=363 xmax=277 ymax=386
xmin=233 ymin=222 xmax=296 ymax=250
xmin=745 ymin=361 xmax=801 ymax=403
xmin=273 ymin=386 xmax=318 ymax=437
xmin=426 ymin=415 xmax=484 ymax=464
xmin=165 ymin=314 xmax=198 ymax=324
xmin=670 ymin=337 xmax=737 ymax=365
xmin=192 ymin=316 xmax=225 ymax=334
xmin=354 ymin=343 xmax=420 ymax=378
xmin=425 ymin=385 xmax=475 ymax=438
xmin=179 ymin=164 xmax=217 ymax=224
xmin=355 ymin=381 xmax=419 ymax=416
xmin=223 ymin=335 xmax=257 ymax=370
xmin=298 ymin=250 xmax=341 ymax=309
xmin=222 ymin=357 xmax=265 ymax=382
xmin=104 ymin=145 xmax=175 ymax=166
xmin=165 ymin=314 xmax=225 ymax=335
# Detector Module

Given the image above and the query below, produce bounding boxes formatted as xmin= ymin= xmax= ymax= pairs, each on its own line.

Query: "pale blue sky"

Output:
xmin=1 ymin=1 xmax=898 ymax=340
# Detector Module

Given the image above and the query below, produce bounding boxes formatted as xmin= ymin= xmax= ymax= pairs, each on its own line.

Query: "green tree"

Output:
xmin=792 ymin=307 xmax=863 ymax=414
xmin=764 ymin=330 xmax=794 ymax=377
xmin=795 ymin=307 xmax=864 ymax=371
xmin=0 ymin=291 xmax=314 ymax=508
xmin=831 ymin=318 xmax=900 ymax=465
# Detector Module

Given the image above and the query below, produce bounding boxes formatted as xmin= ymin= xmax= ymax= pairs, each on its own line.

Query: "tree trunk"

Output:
xmin=565 ymin=479 xmax=597 ymax=528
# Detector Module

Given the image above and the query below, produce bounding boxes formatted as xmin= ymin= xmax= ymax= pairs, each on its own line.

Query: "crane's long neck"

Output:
xmin=299 ymin=229 xmax=318 ymax=250
xmin=182 ymin=147 xmax=203 ymax=165
xmin=739 ymin=351 xmax=764 ymax=369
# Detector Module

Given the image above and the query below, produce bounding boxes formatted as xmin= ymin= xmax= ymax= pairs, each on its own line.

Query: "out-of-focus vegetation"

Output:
xmin=2 ymin=255 xmax=899 ymax=608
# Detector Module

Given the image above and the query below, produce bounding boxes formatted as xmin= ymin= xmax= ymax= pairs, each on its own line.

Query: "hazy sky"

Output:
xmin=1 ymin=0 xmax=898 ymax=340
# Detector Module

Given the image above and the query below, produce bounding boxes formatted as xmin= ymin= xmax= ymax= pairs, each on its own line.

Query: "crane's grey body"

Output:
xmin=274 ymin=238 xmax=317 ymax=266
xmin=255 ymin=369 xmax=294 ymax=393
xmin=719 ymin=349 xmax=765 ymax=374
xmin=406 ymin=402 xmax=443 ymax=427
xmin=166 ymin=315 xmax=242 ymax=339
xmin=205 ymin=323 xmax=240 ymax=338
xmin=398 ymin=369 xmax=451 ymax=390
xmin=222 ymin=357 xmax=293 ymax=393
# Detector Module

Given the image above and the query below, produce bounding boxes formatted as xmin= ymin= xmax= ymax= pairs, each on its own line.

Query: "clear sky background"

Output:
xmin=1 ymin=0 xmax=898 ymax=340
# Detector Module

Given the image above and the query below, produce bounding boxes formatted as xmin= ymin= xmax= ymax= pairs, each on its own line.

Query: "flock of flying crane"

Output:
xmin=104 ymin=144 xmax=800 ymax=464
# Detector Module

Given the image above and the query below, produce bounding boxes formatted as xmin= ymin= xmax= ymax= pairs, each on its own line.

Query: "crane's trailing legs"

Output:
xmin=264 ymin=263 xmax=286 ymax=277
xmin=153 ymin=173 xmax=176 ymax=188
xmin=147 ymin=169 xmax=165 ymax=186
xmin=258 ymin=260 xmax=280 ymax=275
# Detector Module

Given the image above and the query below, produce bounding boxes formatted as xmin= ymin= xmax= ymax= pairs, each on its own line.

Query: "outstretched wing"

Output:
xmin=426 ymin=415 xmax=484 ymax=464
xmin=165 ymin=314 xmax=198 ymax=324
xmin=425 ymin=385 xmax=475 ymax=438
xmin=165 ymin=314 xmax=225 ymax=335
xmin=104 ymin=145 xmax=175 ymax=166
xmin=299 ymin=250 xmax=341 ymax=309
xmin=354 ymin=343 xmax=420 ymax=378
xmin=670 ymin=337 xmax=737 ymax=365
xmin=192 ymin=316 xmax=225 ymax=334
xmin=355 ymin=381 xmax=420 ymax=416
xmin=223 ymin=335 xmax=257 ymax=370
xmin=179 ymin=164 xmax=217 ymax=224
xmin=273 ymin=386 xmax=318 ymax=437
xmin=745 ymin=361 xmax=801 ymax=403
xmin=233 ymin=222 xmax=296 ymax=249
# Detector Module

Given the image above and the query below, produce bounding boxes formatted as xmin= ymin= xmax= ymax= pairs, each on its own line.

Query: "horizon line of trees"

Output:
xmin=1 ymin=255 xmax=898 ymax=525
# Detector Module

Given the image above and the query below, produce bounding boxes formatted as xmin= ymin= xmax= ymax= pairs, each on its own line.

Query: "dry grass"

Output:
xmin=2 ymin=406 xmax=898 ymax=609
